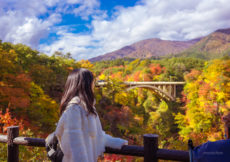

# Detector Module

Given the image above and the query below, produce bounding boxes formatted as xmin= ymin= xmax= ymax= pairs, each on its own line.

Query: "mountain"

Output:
xmin=89 ymin=38 xmax=199 ymax=62
xmin=89 ymin=28 xmax=230 ymax=62
xmin=179 ymin=28 xmax=230 ymax=59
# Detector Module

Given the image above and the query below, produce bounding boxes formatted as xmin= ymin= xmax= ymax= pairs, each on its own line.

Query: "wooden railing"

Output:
xmin=0 ymin=126 xmax=189 ymax=162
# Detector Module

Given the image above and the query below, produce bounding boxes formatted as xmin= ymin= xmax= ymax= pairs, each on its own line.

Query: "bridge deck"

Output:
xmin=123 ymin=81 xmax=185 ymax=85
xmin=96 ymin=81 xmax=185 ymax=86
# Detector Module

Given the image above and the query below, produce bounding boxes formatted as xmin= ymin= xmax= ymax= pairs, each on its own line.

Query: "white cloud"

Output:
xmin=0 ymin=0 xmax=60 ymax=47
xmin=39 ymin=30 xmax=104 ymax=60
xmin=0 ymin=0 xmax=100 ymax=48
xmin=0 ymin=12 xmax=61 ymax=48
xmin=40 ymin=0 xmax=230 ymax=60
xmin=1 ymin=0 xmax=230 ymax=60
xmin=72 ymin=0 xmax=100 ymax=19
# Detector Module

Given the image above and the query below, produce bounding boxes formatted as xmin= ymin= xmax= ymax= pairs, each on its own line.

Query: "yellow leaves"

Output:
xmin=178 ymin=58 xmax=230 ymax=142
xmin=227 ymin=82 xmax=230 ymax=87
xmin=114 ymin=91 xmax=129 ymax=105
xmin=207 ymin=132 xmax=222 ymax=141
xmin=51 ymin=100 xmax=56 ymax=104
xmin=98 ymin=74 xmax=106 ymax=80
xmin=175 ymin=113 xmax=186 ymax=125
xmin=0 ymin=81 xmax=6 ymax=86
xmin=148 ymin=111 xmax=160 ymax=126
xmin=78 ymin=59 xmax=94 ymax=69
xmin=216 ymin=92 xmax=226 ymax=101
xmin=9 ymin=49 xmax=16 ymax=55
xmin=226 ymin=100 xmax=230 ymax=107
xmin=158 ymin=100 xmax=168 ymax=112
xmin=134 ymin=115 xmax=143 ymax=125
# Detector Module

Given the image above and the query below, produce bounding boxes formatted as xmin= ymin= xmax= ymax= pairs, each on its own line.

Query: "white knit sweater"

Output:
xmin=55 ymin=96 xmax=128 ymax=162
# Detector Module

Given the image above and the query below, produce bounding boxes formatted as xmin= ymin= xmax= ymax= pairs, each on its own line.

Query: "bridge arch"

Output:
xmin=126 ymin=85 xmax=174 ymax=101
xmin=96 ymin=81 xmax=185 ymax=101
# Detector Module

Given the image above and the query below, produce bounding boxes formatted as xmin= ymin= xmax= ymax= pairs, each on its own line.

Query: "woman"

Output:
xmin=55 ymin=68 xmax=128 ymax=162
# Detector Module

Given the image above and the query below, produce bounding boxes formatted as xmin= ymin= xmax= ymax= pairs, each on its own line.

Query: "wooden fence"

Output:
xmin=0 ymin=126 xmax=189 ymax=162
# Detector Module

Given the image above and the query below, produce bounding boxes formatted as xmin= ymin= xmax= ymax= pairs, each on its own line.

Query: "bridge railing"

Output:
xmin=96 ymin=81 xmax=186 ymax=86
xmin=0 ymin=126 xmax=189 ymax=162
xmin=123 ymin=81 xmax=186 ymax=85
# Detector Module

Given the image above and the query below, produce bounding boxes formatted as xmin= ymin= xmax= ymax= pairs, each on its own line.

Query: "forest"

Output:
xmin=0 ymin=40 xmax=230 ymax=161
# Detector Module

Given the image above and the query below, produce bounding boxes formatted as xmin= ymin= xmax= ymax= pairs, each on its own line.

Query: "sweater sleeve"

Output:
xmin=103 ymin=132 xmax=128 ymax=149
xmin=94 ymin=114 xmax=128 ymax=150
xmin=56 ymin=106 xmax=88 ymax=162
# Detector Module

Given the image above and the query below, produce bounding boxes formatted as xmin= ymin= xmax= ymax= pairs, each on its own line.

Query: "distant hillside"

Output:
xmin=89 ymin=38 xmax=199 ymax=62
xmin=179 ymin=28 xmax=230 ymax=59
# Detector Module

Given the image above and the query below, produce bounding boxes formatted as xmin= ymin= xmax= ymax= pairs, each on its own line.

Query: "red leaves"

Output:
xmin=105 ymin=106 xmax=123 ymax=122
xmin=149 ymin=64 xmax=165 ymax=75
xmin=0 ymin=108 xmax=24 ymax=134
xmin=0 ymin=73 xmax=31 ymax=109
xmin=184 ymin=69 xmax=201 ymax=81
xmin=103 ymin=154 xmax=134 ymax=162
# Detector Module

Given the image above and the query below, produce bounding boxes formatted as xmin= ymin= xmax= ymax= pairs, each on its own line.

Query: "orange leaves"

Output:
xmin=0 ymin=108 xmax=24 ymax=133
xmin=110 ymin=71 xmax=123 ymax=80
xmin=97 ymin=62 xmax=165 ymax=82
xmin=67 ymin=66 xmax=73 ymax=71
xmin=142 ymin=73 xmax=152 ymax=81
xmin=130 ymin=70 xmax=152 ymax=81
xmin=184 ymin=69 xmax=201 ymax=81
xmin=149 ymin=64 xmax=165 ymax=75
xmin=133 ymin=71 xmax=141 ymax=81
xmin=198 ymin=82 xmax=213 ymax=98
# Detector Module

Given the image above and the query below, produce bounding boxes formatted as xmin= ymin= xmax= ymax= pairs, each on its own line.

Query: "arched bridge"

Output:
xmin=96 ymin=81 xmax=185 ymax=101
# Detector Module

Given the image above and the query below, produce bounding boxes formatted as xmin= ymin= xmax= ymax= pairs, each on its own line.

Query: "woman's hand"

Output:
xmin=123 ymin=141 xmax=128 ymax=145
xmin=121 ymin=141 xmax=128 ymax=149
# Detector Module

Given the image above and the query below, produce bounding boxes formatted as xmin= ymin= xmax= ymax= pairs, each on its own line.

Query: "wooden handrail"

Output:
xmin=0 ymin=126 xmax=190 ymax=162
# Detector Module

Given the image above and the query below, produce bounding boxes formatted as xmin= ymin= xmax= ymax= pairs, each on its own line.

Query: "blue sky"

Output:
xmin=0 ymin=0 xmax=230 ymax=60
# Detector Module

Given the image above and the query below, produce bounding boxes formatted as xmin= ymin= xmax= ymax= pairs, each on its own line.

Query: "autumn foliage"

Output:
xmin=1 ymin=40 xmax=230 ymax=161
xmin=175 ymin=59 xmax=230 ymax=143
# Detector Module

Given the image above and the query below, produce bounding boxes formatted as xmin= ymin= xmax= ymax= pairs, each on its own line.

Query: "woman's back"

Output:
xmin=55 ymin=96 xmax=105 ymax=162
xmin=56 ymin=68 xmax=128 ymax=162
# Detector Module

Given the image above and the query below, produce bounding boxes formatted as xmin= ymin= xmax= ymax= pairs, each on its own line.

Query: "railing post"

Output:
xmin=0 ymin=123 xmax=4 ymax=132
xmin=144 ymin=134 xmax=158 ymax=162
xmin=227 ymin=125 xmax=230 ymax=139
xmin=7 ymin=126 xmax=19 ymax=162
xmin=222 ymin=113 xmax=230 ymax=139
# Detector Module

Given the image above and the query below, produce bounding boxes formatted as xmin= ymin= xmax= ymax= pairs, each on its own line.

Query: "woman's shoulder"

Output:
xmin=60 ymin=104 xmax=84 ymax=124
xmin=66 ymin=96 xmax=88 ymax=112
xmin=64 ymin=104 xmax=83 ymax=114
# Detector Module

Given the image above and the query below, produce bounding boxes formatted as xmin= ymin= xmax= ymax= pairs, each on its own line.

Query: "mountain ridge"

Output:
xmin=179 ymin=28 xmax=230 ymax=59
xmin=89 ymin=28 xmax=230 ymax=62
xmin=89 ymin=38 xmax=199 ymax=62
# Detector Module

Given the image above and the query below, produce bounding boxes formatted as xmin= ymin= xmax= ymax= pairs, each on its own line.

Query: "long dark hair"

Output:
xmin=60 ymin=68 xmax=96 ymax=116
